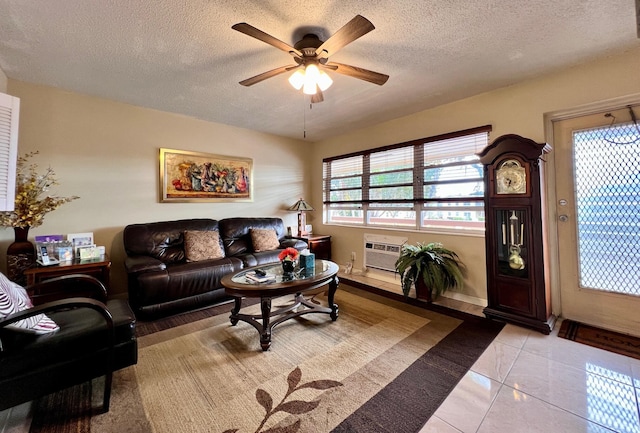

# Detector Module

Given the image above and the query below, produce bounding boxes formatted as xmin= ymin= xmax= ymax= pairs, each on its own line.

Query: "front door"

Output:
xmin=553 ymin=106 xmax=640 ymax=336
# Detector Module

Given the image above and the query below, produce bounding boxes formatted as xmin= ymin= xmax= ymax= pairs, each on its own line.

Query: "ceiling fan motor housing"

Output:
xmin=294 ymin=34 xmax=323 ymax=57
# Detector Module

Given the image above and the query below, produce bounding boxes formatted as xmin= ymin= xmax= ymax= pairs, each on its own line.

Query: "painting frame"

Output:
xmin=159 ymin=148 xmax=253 ymax=203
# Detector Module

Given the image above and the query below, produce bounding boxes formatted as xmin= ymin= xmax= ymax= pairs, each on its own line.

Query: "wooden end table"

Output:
xmin=24 ymin=254 xmax=111 ymax=288
xmin=290 ymin=234 xmax=332 ymax=260
xmin=221 ymin=260 xmax=339 ymax=351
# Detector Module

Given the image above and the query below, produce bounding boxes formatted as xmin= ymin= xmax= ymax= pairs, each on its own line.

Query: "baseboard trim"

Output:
xmin=441 ymin=291 xmax=487 ymax=308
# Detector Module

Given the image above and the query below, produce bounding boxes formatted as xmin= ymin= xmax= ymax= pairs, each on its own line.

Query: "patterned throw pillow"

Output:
xmin=184 ymin=230 xmax=225 ymax=262
xmin=0 ymin=272 xmax=59 ymax=334
xmin=250 ymin=228 xmax=280 ymax=252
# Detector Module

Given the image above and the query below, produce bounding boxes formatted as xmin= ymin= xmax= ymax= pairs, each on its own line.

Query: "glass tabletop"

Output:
xmin=231 ymin=260 xmax=335 ymax=285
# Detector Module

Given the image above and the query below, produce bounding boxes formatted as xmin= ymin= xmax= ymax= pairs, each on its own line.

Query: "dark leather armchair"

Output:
xmin=0 ymin=274 xmax=137 ymax=412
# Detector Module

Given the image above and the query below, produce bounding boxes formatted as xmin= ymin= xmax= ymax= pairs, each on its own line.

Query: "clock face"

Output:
xmin=496 ymin=160 xmax=526 ymax=194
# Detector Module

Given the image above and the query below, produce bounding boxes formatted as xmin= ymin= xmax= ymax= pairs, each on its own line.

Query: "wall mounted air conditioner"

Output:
xmin=363 ymin=234 xmax=407 ymax=273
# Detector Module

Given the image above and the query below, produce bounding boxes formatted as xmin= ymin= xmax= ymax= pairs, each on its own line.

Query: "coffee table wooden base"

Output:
xmin=229 ymin=284 xmax=339 ymax=351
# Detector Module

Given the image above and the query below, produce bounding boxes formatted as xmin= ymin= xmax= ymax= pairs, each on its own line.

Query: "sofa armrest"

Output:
xmin=0 ymin=297 xmax=111 ymax=329
xmin=125 ymin=256 xmax=167 ymax=275
xmin=280 ymin=238 xmax=308 ymax=250
xmin=27 ymin=274 xmax=108 ymax=305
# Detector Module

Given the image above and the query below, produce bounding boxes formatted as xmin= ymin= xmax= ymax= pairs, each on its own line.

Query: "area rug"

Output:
xmin=558 ymin=319 xmax=640 ymax=361
xmin=30 ymin=286 xmax=503 ymax=433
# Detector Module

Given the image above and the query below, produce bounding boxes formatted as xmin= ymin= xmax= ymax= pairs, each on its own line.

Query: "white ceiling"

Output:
xmin=0 ymin=1 xmax=638 ymax=142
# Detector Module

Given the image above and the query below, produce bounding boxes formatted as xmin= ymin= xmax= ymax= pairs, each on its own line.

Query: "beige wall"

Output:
xmin=310 ymin=46 xmax=640 ymax=305
xmin=2 ymin=81 xmax=309 ymax=295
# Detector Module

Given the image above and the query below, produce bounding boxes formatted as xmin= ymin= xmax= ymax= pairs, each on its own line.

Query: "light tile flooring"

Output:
xmin=4 ymin=273 xmax=640 ymax=433
xmin=344 ymin=272 xmax=640 ymax=433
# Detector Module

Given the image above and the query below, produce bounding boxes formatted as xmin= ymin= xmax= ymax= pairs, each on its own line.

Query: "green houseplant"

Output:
xmin=395 ymin=242 xmax=464 ymax=302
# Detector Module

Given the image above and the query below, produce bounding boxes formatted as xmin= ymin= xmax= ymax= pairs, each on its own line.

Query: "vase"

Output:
xmin=7 ymin=226 xmax=35 ymax=286
xmin=281 ymin=260 xmax=295 ymax=274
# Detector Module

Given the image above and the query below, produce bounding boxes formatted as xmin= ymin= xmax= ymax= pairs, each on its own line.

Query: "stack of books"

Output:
xmin=245 ymin=271 xmax=275 ymax=283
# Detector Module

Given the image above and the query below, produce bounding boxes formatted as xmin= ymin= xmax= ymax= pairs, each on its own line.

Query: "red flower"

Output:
xmin=278 ymin=247 xmax=299 ymax=261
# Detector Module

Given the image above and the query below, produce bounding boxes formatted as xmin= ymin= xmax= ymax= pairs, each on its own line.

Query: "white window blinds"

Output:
xmin=0 ymin=92 xmax=19 ymax=211
xmin=323 ymin=125 xmax=491 ymax=231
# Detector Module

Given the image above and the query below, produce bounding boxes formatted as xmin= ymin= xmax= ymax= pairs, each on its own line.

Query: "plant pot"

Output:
xmin=415 ymin=278 xmax=433 ymax=303
xmin=7 ymin=226 xmax=35 ymax=285
xmin=282 ymin=260 xmax=295 ymax=274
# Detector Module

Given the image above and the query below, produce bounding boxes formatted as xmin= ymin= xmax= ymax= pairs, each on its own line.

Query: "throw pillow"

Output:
xmin=250 ymin=228 xmax=280 ymax=252
xmin=184 ymin=230 xmax=225 ymax=262
xmin=0 ymin=272 xmax=59 ymax=334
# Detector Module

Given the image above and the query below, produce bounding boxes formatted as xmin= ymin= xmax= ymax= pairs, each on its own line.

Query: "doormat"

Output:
xmin=558 ymin=319 xmax=640 ymax=360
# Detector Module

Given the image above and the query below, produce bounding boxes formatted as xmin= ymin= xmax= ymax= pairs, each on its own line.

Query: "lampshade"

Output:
xmin=288 ymin=198 xmax=314 ymax=236
xmin=317 ymin=70 xmax=333 ymax=91
xmin=288 ymin=69 xmax=305 ymax=90
xmin=288 ymin=198 xmax=314 ymax=212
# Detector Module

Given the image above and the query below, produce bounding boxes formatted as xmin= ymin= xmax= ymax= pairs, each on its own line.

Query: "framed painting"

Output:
xmin=160 ymin=148 xmax=253 ymax=202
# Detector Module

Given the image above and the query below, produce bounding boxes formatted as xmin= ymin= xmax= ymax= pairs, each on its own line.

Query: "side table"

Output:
xmin=24 ymin=254 xmax=111 ymax=289
xmin=291 ymin=234 xmax=332 ymax=260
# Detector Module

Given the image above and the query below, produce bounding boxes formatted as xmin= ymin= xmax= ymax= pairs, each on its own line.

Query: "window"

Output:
xmin=323 ymin=125 xmax=491 ymax=232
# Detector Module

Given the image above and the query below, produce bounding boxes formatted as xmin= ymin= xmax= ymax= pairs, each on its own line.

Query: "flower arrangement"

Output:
xmin=278 ymin=247 xmax=299 ymax=262
xmin=0 ymin=152 xmax=79 ymax=229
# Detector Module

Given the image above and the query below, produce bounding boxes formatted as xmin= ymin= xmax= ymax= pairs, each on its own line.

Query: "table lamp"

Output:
xmin=288 ymin=198 xmax=314 ymax=236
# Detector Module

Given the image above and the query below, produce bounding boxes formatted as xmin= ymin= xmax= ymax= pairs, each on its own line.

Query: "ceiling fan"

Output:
xmin=232 ymin=15 xmax=389 ymax=103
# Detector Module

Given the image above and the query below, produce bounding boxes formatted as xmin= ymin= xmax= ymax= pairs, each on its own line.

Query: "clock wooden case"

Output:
xmin=478 ymin=134 xmax=556 ymax=334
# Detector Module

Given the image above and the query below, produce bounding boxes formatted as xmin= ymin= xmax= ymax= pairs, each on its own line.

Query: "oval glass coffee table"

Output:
xmin=221 ymin=260 xmax=339 ymax=351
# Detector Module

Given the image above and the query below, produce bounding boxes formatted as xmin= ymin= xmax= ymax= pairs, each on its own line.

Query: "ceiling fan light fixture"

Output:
xmin=288 ymin=69 xmax=305 ymax=90
xmin=303 ymin=64 xmax=320 ymax=95
xmin=317 ymin=70 xmax=333 ymax=91
xmin=303 ymin=81 xmax=317 ymax=95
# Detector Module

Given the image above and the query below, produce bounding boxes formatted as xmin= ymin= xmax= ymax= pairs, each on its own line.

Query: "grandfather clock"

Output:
xmin=478 ymin=134 xmax=556 ymax=334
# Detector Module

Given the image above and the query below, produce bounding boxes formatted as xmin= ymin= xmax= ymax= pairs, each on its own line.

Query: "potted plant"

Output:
xmin=395 ymin=242 xmax=464 ymax=302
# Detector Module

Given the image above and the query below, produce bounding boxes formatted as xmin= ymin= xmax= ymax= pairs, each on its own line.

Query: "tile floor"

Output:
xmin=421 ymin=321 xmax=640 ymax=433
xmin=3 ymin=273 xmax=640 ymax=433
xmin=343 ymin=272 xmax=640 ymax=433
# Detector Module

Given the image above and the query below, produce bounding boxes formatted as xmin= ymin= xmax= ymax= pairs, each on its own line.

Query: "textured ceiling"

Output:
xmin=0 ymin=1 xmax=638 ymax=142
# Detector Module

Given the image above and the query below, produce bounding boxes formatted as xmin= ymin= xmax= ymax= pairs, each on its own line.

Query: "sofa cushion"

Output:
xmin=184 ymin=230 xmax=225 ymax=262
xmin=0 ymin=273 xmax=59 ymax=334
xmin=220 ymin=217 xmax=286 ymax=257
xmin=250 ymin=228 xmax=280 ymax=252
xmin=135 ymin=258 xmax=240 ymax=307
xmin=124 ymin=219 xmax=220 ymax=265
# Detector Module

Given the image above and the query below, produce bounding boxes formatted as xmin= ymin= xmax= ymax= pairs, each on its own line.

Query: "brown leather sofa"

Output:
xmin=123 ymin=217 xmax=307 ymax=319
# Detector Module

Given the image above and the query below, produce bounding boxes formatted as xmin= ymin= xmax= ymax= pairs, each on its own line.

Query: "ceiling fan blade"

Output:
xmin=323 ymin=62 xmax=389 ymax=86
xmin=232 ymin=23 xmax=302 ymax=57
xmin=311 ymin=90 xmax=324 ymax=103
xmin=239 ymin=65 xmax=297 ymax=86
xmin=316 ymin=15 xmax=375 ymax=59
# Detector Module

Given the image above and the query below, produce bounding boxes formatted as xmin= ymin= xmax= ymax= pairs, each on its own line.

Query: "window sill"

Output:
xmin=325 ymin=223 xmax=485 ymax=238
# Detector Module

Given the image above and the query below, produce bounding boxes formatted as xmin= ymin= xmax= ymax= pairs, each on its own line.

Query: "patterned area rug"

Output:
xmin=30 ymin=286 xmax=503 ymax=433
xmin=558 ymin=319 xmax=640 ymax=360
